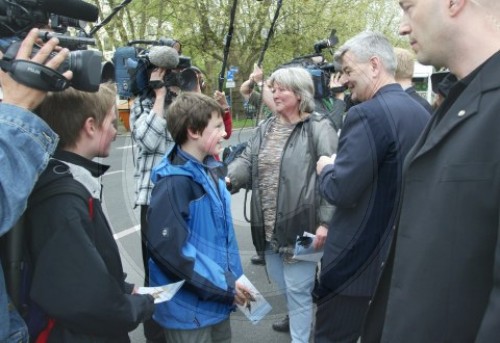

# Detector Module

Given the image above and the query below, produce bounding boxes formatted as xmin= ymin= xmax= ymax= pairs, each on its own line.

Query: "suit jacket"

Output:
xmin=362 ymin=53 xmax=500 ymax=342
xmin=405 ymin=86 xmax=433 ymax=114
xmin=318 ymin=83 xmax=429 ymax=297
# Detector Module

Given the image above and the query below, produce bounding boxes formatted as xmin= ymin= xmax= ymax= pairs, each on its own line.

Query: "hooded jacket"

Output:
xmin=147 ymin=147 xmax=243 ymax=330
xmin=26 ymin=151 xmax=154 ymax=343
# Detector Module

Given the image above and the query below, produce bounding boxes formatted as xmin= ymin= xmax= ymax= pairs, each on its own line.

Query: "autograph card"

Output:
xmin=236 ymin=274 xmax=272 ymax=324
xmin=137 ymin=280 xmax=185 ymax=304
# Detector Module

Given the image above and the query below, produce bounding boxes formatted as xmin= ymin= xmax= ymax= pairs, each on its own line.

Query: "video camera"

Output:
xmin=279 ymin=29 xmax=341 ymax=99
xmin=0 ymin=0 xmax=104 ymax=92
xmin=114 ymin=38 xmax=199 ymax=99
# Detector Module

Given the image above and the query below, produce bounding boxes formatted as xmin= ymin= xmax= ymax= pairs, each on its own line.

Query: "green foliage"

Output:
xmin=91 ymin=0 xmax=403 ymax=114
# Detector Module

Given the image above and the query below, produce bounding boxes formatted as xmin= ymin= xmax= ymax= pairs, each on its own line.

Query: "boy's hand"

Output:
xmin=234 ymin=281 xmax=254 ymax=306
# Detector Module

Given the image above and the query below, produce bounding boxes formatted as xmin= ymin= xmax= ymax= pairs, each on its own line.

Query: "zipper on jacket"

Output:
xmin=273 ymin=121 xmax=305 ymax=240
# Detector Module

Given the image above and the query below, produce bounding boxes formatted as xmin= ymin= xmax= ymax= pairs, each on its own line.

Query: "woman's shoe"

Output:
xmin=250 ymin=254 xmax=266 ymax=265
xmin=272 ymin=315 xmax=289 ymax=332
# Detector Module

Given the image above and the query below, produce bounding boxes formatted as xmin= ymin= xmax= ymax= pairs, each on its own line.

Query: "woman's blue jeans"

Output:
xmin=265 ymin=248 xmax=317 ymax=343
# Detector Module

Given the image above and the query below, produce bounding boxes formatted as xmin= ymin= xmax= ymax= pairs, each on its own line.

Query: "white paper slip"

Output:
xmin=236 ymin=274 xmax=272 ymax=325
xmin=137 ymin=280 xmax=185 ymax=304
xmin=292 ymin=231 xmax=324 ymax=263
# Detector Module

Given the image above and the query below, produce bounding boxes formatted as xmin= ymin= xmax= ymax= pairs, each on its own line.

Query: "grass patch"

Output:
xmin=232 ymin=117 xmax=257 ymax=129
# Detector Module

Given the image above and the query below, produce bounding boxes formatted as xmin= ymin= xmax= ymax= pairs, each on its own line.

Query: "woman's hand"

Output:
xmin=314 ymin=225 xmax=328 ymax=250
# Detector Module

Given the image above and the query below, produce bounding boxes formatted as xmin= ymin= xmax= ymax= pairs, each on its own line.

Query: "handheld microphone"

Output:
xmin=41 ymin=0 xmax=99 ymax=22
xmin=148 ymin=46 xmax=179 ymax=69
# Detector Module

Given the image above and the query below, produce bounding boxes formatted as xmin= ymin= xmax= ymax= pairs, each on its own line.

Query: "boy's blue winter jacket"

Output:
xmin=147 ymin=146 xmax=243 ymax=330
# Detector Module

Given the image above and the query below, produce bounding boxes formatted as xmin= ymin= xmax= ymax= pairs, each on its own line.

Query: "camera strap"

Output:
xmin=0 ymin=41 xmax=70 ymax=92
xmin=149 ymin=80 xmax=165 ymax=89
xmin=2 ymin=59 xmax=70 ymax=92
xmin=330 ymin=85 xmax=347 ymax=94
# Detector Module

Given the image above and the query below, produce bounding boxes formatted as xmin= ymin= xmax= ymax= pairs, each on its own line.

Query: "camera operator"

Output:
xmin=129 ymin=47 xmax=177 ymax=341
xmin=327 ymin=72 xmax=348 ymax=134
xmin=0 ymin=28 xmax=72 ymax=342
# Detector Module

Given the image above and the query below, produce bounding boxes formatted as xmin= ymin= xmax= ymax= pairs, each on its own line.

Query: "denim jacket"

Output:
xmin=0 ymin=103 xmax=58 ymax=341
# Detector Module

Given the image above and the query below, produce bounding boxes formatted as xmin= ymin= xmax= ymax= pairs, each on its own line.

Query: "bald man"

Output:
xmin=362 ymin=0 xmax=500 ymax=341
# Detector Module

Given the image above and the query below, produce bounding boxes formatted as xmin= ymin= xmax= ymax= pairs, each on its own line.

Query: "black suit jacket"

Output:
xmin=405 ymin=86 xmax=433 ymax=114
xmin=362 ymin=52 xmax=500 ymax=342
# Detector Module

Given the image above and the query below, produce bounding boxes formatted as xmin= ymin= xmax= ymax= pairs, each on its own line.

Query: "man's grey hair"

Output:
xmin=267 ymin=66 xmax=315 ymax=113
xmin=334 ymin=31 xmax=397 ymax=75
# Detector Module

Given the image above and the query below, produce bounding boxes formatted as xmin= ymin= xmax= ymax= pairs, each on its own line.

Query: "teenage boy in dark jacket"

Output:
xmin=26 ymin=83 xmax=155 ymax=342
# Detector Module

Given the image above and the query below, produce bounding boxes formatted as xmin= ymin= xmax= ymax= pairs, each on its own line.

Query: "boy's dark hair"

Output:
xmin=167 ymin=92 xmax=224 ymax=145
xmin=36 ymin=83 xmax=117 ymax=149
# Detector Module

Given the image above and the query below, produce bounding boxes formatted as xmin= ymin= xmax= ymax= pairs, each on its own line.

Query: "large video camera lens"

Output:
xmin=162 ymin=68 xmax=200 ymax=92
xmin=1 ymin=39 xmax=103 ymax=92
xmin=29 ymin=44 xmax=102 ymax=92
xmin=59 ymin=49 xmax=102 ymax=92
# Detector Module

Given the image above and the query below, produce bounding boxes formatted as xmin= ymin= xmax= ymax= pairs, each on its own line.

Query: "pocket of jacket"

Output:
xmin=439 ymin=163 xmax=494 ymax=182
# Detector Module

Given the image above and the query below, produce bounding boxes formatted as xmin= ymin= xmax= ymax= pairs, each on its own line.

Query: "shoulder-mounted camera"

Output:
xmin=113 ymin=38 xmax=199 ymax=99
xmin=278 ymin=29 xmax=341 ymax=100
xmin=0 ymin=0 xmax=107 ymax=92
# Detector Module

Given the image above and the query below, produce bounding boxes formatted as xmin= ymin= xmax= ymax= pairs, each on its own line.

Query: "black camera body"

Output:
xmin=0 ymin=0 xmax=102 ymax=92
xmin=281 ymin=54 xmax=335 ymax=99
xmin=0 ymin=0 xmax=48 ymax=38
xmin=280 ymin=54 xmax=335 ymax=100
xmin=0 ymin=37 xmax=102 ymax=92
xmin=279 ymin=29 xmax=340 ymax=100
xmin=114 ymin=40 xmax=195 ymax=99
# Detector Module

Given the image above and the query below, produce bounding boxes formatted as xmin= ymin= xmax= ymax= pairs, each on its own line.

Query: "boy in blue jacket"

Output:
xmin=147 ymin=92 xmax=249 ymax=342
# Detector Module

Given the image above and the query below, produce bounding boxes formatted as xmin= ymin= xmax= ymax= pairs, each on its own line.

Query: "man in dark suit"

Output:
xmin=394 ymin=47 xmax=433 ymax=113
xmin=313 ymin=31 xmax=430 ymax=343
xmin=361 ymin=0 xmax=500 ymax=342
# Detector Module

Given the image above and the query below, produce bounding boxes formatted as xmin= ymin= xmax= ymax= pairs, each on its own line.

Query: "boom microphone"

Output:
xmin=41 ymin=0 xmax=99 ymax=22
xmin=148 ymin=46 xmax=179 ymax=69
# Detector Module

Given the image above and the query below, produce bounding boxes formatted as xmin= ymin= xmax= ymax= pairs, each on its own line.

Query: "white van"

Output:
xmin=412 ymin=62 xmax=434 ymax=103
